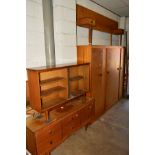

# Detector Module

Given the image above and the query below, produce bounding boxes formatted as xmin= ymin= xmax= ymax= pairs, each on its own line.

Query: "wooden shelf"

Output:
xmin=69 ymin=76 xmax=84 ymax=81
xmin=70 ymin=90 xmax=86 ymax=98
xmin=40 ymin=77 xmax=65 ymax=85
xmin=41 ymin=86 xmax=66 ymax=98
xmin=76 ymin=5 xmax=124 ymax=35
xmin=27 ymin=63 xmax=90 ymax=114
xmin=42 ymin=97 xmax=67 ymax=112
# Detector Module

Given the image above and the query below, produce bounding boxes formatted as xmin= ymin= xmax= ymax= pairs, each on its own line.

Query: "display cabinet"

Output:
xmin=27 ymin=63 xmax=90 ymax=121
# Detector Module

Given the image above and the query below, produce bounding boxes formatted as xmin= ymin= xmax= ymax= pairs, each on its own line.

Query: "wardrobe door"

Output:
xmin=91 ymin=48 xmax=106 ymax=118
xmin=119 ymin=47 xmax=124 ymax=99
xmin=105 ymin=47 xmax=121 ymax=110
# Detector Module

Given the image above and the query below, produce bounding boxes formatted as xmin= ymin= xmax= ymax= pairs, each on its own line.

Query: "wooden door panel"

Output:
xmin=106 ymin=47 xmax=121 ymax=109
xmin=119 ymin=48 xmax=124 ymax=99
xmin=91 ymin=48 xmax=106 ymax=117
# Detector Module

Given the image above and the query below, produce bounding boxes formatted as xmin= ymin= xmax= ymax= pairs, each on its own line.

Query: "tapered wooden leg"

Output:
xmin=45 ymin=111 xmax=51 ymax=122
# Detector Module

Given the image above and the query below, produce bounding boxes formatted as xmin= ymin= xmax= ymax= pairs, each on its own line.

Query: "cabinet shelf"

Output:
xmin=41 ymin=86 xmax=66 ymax=98
xmin=27 ymin=63 xmax=90 ymax=114
xmin=40 ymin=77 xmax=65 ymax=85
xmin=70 ymin=90 xmax=87 ymax=98
xmin=69 ymin=76 xmax=84 ymax=81
xmin=42 ymin=97 xmax=67 ymax=111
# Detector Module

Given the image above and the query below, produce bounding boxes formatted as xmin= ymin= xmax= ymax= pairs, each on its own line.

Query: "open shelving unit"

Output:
xmin=27 ymin=63 xmax=90 ymax=120
xmin=39 ymin=68 xmax=68 ymax=112
xmin=69 ymin=65 xmax=90 ymax=98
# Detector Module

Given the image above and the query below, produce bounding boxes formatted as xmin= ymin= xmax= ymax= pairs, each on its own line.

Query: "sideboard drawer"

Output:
xmin=80 ymin=102 xmax=94 ymax=125
xmin=36 ymin=123 xmax=61 ymax=143
xmin=62 ymin=111 xmax=81 ymax=138
xmin=36 ymin=132 xmax=61 ymax=155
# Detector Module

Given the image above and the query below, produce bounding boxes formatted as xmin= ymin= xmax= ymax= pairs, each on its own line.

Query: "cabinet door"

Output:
xmin=91 ymin=48 xmax=106 ymax=118
xmin=105 ymin=47 xmax=121 ymax=110
xmin=119 ymin=47 xmax=125 ymax=99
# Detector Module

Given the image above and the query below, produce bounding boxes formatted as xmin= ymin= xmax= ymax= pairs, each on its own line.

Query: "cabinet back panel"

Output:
xmin=69 ymin=65 xmax=90 ymax=94
xmin=40 ymin=69 xmax=67 ymax=81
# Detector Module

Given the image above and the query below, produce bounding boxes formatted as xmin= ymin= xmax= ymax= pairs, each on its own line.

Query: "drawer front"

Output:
xmin=36 ymin=132 xmax=61 ymax=154
xmin=81 ymin=102 xmax=94 ymax=125
xmin=36 ymin=123 xmax=61 ymax=143
xmin=62 ymin=112 xmax=81 ymax=138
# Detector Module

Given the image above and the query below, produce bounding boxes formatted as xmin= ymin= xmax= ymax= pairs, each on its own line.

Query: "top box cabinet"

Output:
xmin=27 ymin=63 xmax=90 ymax=113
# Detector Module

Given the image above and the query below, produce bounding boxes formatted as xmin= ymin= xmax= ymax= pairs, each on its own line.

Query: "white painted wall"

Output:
xmin=26 ymin=0 xmax=46 ymax=68
xmin=26 ymin=0 xmax=123 ymax=69
xmin=76 ymin=0 xmax=120 ymax=46
xmin=27 ymin=0 xmax=77 ymax=67
xmin=53 ymin=0 xmax=77 ymax=64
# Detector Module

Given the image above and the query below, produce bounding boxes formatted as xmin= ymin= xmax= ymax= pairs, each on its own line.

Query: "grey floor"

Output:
xmin=52 ymin=99 xmax=129 ymax=155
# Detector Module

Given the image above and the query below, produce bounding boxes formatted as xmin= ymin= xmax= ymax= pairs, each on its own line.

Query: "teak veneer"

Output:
xmin=77 ymin=45 xmax=125 ymax=119
xmin=27 ymin=97 xmax=95 ymax=155
xmin=27 ymin=63 xmax=95 ymax=155
xmin=27 ymin=63 xmax=90 ymax=116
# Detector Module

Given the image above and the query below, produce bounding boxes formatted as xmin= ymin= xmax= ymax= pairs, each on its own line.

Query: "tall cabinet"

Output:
xmin=105 ymin=47 xmax=121 ymax=110
xmin=77 ymin=45 xmax=124 ymax=119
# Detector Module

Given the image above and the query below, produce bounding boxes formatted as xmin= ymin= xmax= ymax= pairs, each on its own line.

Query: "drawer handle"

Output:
xmin=50 ymin=141 xmax=53 ymax=145
xmin=75 ymin=114 xmax=79 ymax=117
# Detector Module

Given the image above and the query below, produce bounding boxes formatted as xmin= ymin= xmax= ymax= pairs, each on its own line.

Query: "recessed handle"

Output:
xmin=50 ymin=140 xmax=53 ymax=145
xmin=49 ymin=130 xmax=53 ymax=135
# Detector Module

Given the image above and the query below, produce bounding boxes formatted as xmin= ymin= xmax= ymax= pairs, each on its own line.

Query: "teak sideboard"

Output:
xmin=77 ymin=45 xmax=125 ymax=119
xmin=26 ymin=63 xmax=95 ymax=155
xmin=27 ymin=97 xmax=94 ymax=155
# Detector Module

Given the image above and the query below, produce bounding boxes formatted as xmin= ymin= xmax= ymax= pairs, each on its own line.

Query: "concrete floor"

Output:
xmin=52 ymin=99 xmax=129 ymax=155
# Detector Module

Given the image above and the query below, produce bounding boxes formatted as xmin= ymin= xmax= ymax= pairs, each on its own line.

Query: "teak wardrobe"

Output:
xmin=77 ymin=45 xmax=125 ymax=119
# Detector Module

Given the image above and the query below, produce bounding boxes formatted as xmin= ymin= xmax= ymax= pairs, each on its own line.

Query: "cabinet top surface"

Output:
xmin=27 ymin=63 xmax=90 ymax=72
xmin=26 ymin=97 xmax=94 ymax=132
xmin=77 ymin=45 xmax=125 ymax=48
